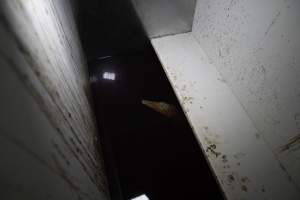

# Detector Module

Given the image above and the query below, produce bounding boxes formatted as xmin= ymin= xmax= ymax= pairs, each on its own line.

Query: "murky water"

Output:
xmin=89 ymin=46 xmax=223 ymax=200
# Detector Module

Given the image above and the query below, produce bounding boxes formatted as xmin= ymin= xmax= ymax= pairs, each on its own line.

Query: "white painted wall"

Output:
xmin=152 ymin=32 xmax=300 ymax=200
xmin=192 ymin=0 xmax=300 ymax=191
xmin=0 ymin=0 xmax=109 ymax=199
xmin=151 ymin=0 xmax=300 ymax=199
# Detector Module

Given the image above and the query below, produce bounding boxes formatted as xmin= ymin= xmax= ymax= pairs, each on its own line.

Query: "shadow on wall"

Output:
xmin=77 ymin=0 xmax=149 ymax=60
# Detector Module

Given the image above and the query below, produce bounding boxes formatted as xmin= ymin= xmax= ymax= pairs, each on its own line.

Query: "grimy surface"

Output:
xmin=0 ymin=0 xmax=109 ymax=199
xmin=152 ymin=32 xmax=300 ymax=200
xmin=192 ymin=0 xmax=300 ymax=191
xmin=89 ymin=46 xmax=224 ymax=200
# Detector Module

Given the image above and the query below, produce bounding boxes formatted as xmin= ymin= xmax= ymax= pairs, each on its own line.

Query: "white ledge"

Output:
xmin=151 ymin=33 xmax=300 ymax=200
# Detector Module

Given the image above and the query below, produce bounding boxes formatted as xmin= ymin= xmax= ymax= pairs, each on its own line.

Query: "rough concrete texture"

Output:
xmin=192 ymin=0 xmax=300 ymax=190
xmin=0 ymin=0 xmax=109 ymax=199
xmin=152 ymin=32 xmax=300 ymax=200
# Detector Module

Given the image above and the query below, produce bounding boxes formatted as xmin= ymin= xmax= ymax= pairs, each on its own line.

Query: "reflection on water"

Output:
xmin=89 ymin=46 xmax=223 ymax=200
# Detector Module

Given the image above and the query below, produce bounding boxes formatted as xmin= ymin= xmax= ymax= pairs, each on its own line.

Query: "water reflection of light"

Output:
xmin=103 ymin=72 xmax=116 ymax=80
xmin=131 ymin=194 xmax=149 ymax=200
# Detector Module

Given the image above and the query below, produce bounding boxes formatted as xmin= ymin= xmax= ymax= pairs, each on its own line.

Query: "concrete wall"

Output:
xmin=192 ymin=0 xmax=300 ymax=190
xmin=131 ymin=0 xmax=196 ymax=38
xmin=0 ymin=0 xmax=109 ymax=199
xmin=152 ymin=32 xmax=300 ymax=200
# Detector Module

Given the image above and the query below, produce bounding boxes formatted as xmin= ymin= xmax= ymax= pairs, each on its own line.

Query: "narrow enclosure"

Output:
xmin=1 ymin=0 xmax=300 ymax=200
xmin=89 ymin=46 xmax=224 ymax=199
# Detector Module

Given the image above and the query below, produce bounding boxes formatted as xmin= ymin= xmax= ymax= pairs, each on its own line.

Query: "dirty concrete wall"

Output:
xmin=0 ymin=0 xmax=109 ymax=199
xmin=192 ymin=0 xmax=300 ymax=191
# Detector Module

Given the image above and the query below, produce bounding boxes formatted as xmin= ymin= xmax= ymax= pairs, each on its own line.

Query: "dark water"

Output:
xmin=89 ymin=46 xmax=224 ymax=200
xmin=78 ymin=0 xmax=224 ymax=199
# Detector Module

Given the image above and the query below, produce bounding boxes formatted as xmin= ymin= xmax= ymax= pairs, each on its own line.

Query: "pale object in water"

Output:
xmin=141 ymin=100 xmax=181 ymax=121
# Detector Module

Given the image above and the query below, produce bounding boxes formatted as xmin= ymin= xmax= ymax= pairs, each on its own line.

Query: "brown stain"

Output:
xmin=227 ymin=174 xmax=235 ymax=183
xmin=203 ymin=126 xmax=220 ymax=143
xmin=241 ymin=185 xmax=248 ymax=192
xmin=241 ymin=177 xmax=250 ymax=183
xmin=203 ymin=126 xmax=223 ymax=158
xmin=279 ymin=134 xmax=300 ymax=153
xmin=205 ymin=144 xmax=221 ymax=158
xmin=224 ymin=171 xmax=252 ymax=193
xmin=204 ymin=136 xmax=213 ymax=145
xmin=223 ymin=164 xmax=230 ymax=169
xmin=182 ymin=96 xmax=194 ymax=105
xmin=222 ymin=155 xmax=228 ymax=163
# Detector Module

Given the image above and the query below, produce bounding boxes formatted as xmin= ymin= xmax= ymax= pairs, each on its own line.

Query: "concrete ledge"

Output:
xmin=151 ymin=33 xmax=300 ymax=200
